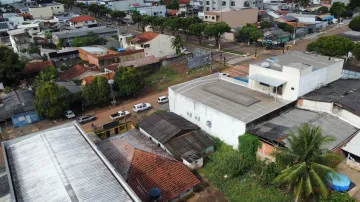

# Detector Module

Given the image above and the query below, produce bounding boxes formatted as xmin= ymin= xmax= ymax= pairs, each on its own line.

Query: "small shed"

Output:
xmin=11 ymin=110 xmax=40 ymax=128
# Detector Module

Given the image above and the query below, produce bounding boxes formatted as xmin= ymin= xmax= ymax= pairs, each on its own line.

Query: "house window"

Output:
xmin=212 ymin=16 xmax=215 ymax=19
xmin=260 ymin=82 xmax=269 ymax=87
xmin=222 ymin=1 xmax=226 ymax=6
xmin=195 ymin=161 xmax=198 ymax=163
xmin=205 ymin=16 xmax=208 ymax=19
xmin=291 ymin=87 xmax=295 ymax=90
xmin=57 ymin=6 xmax=59 ymax=8
xmin=206 ymin=7 xmax=210 ymax=11
xmin=206 ymin=1 xmax=210 ymax=5
xmin=231 ymin=1 xmax=235 ymax=6
xmin=33 ymin=28 xmax=38 ymax=30
xmin=144 ymin=44 xmax=150 ymax=48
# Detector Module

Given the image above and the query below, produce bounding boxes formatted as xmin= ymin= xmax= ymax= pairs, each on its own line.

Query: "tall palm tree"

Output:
xmin=273 ymin=124 xmax=341 ymax=201
xmin=33 ymin=66 xmax=58 ymax=88
xmin=171 ymin=35 xmax=184 ymax=54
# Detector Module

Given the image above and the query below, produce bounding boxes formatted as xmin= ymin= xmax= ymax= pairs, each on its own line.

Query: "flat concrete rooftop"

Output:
xmin=257 ymin=51 xmax=342 ymax=71
xmin=172 ymin=75 xmax=290 ymax=123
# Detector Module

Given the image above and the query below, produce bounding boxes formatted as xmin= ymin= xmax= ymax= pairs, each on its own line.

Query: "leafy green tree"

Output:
xmin=166 ymin=0 xmax=179 ymax=9
xmin=179 ymin=17 xmax=200 ymax=39
xmin=273 ymin=124 xmax=341 ymax=201
xmin=237 ymin=24 xmax=263 ymax=44
xmin=297 ymin=0 xmax=310 ymax=8
xmin=204 ymin=22 xmax=231 ymax=47
xmin=82 ymin=76 xmax=111 ymax=105
xmin=152 ymin=16 xmax=167 ymax=33
xmin=349 ymin=16 xmax=360 ymax=31
xmin=307 ymin=35 xmax=354 ymax=57
xmin=34 ymin=82 xmax=71 ymax=118
xmin=114 ymin=67 xmax=144 ymax=97
xmin=171 ymin=35 xmax=185 ymax=54
xmin=320 ymin=192 xmax=356 ymax=202
xmin=164 ymin=18 xmax=182 ymax=35
xmin=317 ymin=6 xmax=329 ymax=13
xmin=189 ymin=23 xmax=207 ymax=44
xmin=330 ymin=2 xmax=346 ymax=18
xmin=139 ymin=15 xmax=151 ymax=32
xmin=110 ymin=10 xmax=126 ymax=21
xmin=260 ymin=20 xmax=272 ymax=29
xmin=131 ymin=11 xmax=142 ymax=30
xmin=352 ymin=43 xmax=360 ymax=60
xmin=277 ymin=22 xmax=294 ymax=33
xmin=33 ymin=66 xmax=58 ymax=88
xmin=348 ymin=0 xmax=360 ymax=10
xmin=88 ymin=4 xmax=100 ymax=16
xmin=71 ymin=32 xmax=107 ymax=47
xmin=27 ymin=42 xmax=40 ymax=54
xmin=0 ymin=46 xmax=25 ymax=86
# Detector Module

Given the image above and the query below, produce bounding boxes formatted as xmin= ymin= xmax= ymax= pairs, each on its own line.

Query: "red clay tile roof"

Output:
xmin=60 ymin=64 xmax=88 ymax=81
xmin=127 ymin=149 xmax=200 ymax=202
xmin=167 ymin=9 xmax=179 ymax=16
xmin=24 ymin=60 xmax=55 ymax=75
xmin=82 ymin=72 xmax=115 ymax=85
xmin=69 ymin=15 xmax=96 ymax=23
xmin=129 ymin=32 xmax=159 ymax=43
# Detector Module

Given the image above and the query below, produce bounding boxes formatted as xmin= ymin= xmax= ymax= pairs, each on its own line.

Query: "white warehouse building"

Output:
xmin=169 ymin=74 xmax=291 ymax=147
xmin=248 ymin=51 xmax=344 ymax=102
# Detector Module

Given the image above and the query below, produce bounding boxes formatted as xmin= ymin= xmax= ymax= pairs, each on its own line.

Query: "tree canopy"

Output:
xmin=352 ymin=43 xmax=360 ymax=60
xmin=189 ymin=23 xmax=207 ymax=44
xmin=82 ymin=76 xmax=111 ymax=105
xmin=171 ymin=35 xmax=185 ymax=54
xmin=34 ymin=82 xmax=71 ymax=118
xmin=204 ymin=22 xmax=231 ymax=47
xmin=317 ymin=6 xmax=329 ymax=13
xmin=166 ymin=0 xmax=179 ymax=9
xmin=260 ymin=20 xmax=272 ymax=29
xmin=71 ymin=32 xmax=107 ymax=47
xmin=273 ymin=124 xmax=341 ymax=201
xmin=277 ymin=22 xmax=294 ymax=33
xmin=306 ymin=35 xmax=354 ymax=57
xmin=237 ymin=24 xmax=263 ymax=44
xmin=33 ymin=66 xmax=58 ymax=88
xmin=330 ymin=2 xmax=346 ymax=18
xmin=348 ymin=0 xmax=360 ymax=10
xmin=349 ymin=16 xmax=360 ymax=31
xmin=114 ymin=67 xmax=144 ymax=97
xmin=0 ymin=46 xmax=25 ymax=86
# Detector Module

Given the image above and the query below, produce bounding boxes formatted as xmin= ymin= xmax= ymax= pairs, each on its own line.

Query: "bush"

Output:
xmin=349 ymin=16 xmax=360 ymax=31
xmin=318 ymin=6 xmax=329 ymax=13
xmin=260 ymin=20 xmax=272 ymax=29
xmin=353 ymin=43 xmax=360 ymax=60
xmin=320 ymin=192 xmax=356 ymax=202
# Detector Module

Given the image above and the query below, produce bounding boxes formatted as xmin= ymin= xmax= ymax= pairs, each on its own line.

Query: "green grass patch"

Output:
xmin=222 ymin=49 xmax=245 ymax=55
xmin=144 ymin=65 xmax=179 ymax=85
xmin=199 ymin=137 xmax=293 ymax=202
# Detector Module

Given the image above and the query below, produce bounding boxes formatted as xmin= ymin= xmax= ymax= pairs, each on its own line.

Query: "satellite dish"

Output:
xmin=261 ymin=62 xmax=270 ymax=68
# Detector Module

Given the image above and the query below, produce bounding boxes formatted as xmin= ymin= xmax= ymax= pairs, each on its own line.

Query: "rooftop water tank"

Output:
xmin=149 ymin=188 xmax=161 ymax=201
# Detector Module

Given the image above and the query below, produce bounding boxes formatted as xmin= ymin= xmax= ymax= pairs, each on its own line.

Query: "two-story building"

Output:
xmin=29 ymin=3 xmax=64 ymax=19
xmin=202 ymin=8 xmax=258 ymax=28
xmin=120 ymin=32 xmax=175 ymax=58
xmin=203 ymin=0 xmax=263 ymax=12
xmin=69 ymin=15 xmax=97 ymax=28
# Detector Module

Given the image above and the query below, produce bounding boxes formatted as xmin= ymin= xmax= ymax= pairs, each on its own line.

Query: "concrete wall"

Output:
xmin=182 ymin=158 xmax=203 ymax=170
xmin=325 ymin=59 xmax=344 ymax=84
xmin=169 ymin=81 xmax=246 ymax=148
xmin=298 ymin=67 xmax=327 ymax=97
xmin=141 ymin=34 xmax=175 ymax=58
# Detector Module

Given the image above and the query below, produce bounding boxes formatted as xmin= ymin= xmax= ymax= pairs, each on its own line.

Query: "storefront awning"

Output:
xmin=249 ymin=74 xmax=287 ymax=87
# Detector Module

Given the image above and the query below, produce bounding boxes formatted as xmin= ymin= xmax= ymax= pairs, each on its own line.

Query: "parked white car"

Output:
xmin=110 ymin=111 xmax=130 ymax=120
xmin=65 ymin=110 xmax=75 ymax=119
xmin=220 ymin=73 xmax=230 ymax=77
xmin=133 ymin=103 xmax=152 ymax=112
xmin=157 ymin=96 xmax=169 ymax=104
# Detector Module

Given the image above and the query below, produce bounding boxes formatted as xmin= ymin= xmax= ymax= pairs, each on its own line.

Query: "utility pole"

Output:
xmin=209 ymin=50 xmax=212 ymax=73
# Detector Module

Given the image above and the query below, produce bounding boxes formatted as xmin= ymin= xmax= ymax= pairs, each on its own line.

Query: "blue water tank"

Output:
xmin=149 ymin=188 xmax=161 ymax=201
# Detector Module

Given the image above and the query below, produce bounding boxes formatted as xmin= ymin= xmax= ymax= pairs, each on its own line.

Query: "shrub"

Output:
xmin=349 ymin=16 xmax=360 ymax=31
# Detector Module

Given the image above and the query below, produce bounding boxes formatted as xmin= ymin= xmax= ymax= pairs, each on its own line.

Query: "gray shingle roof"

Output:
xmin=53 ymin=26 xmax=117 ymax=39
xmin=139 ymin=112 xmax=200 ymax=144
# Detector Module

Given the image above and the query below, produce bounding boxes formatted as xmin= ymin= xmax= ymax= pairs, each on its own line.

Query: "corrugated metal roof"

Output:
xmin=4 ymin=123 xmax=136 ymax=202
xmin=342 ymin=131 xmax=360 ymax=157
xmin=139 ymin=112 xmax=200 ymax=144
xmin=53 ymin=26 xmax=116 ymax=39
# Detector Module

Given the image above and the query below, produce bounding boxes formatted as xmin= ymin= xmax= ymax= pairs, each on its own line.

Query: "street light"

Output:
xmin=108 ymin=79 xmax=116 ymax=106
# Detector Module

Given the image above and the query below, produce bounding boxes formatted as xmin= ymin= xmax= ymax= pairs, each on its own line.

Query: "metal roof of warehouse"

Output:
xmin=302 ymin=79 xmax=360 ymax=116
xmin=53 ymin=26 xmax=116 ymax=38
xmin=139 ymin=112 xmax=200 ymax=143
xmin=170 ymin=74 xmax=290 ymax=123
xmin=252 ymin=108 xmax=359 ymax=151
xmin=3 ymin=122 xmax=139 ymax=202
xmin=342 ymin=131 xmax=360 ymax=157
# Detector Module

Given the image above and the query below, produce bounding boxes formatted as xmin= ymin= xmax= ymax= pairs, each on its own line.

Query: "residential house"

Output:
xmin=60 ymin=64 xmax=100 ymax=81
xmin=130 ymin=4 xmax=166 ymax=17
xmin=81 ymin=72 xmax=115 ymax=85
xmin=17 ymin=24 xmax=41 ymax=36
xmin=248 ymin=51 xmax=344 ymax=102
xmin=53 ymin=13 xmax=80 ymax=22
xmin=29 ymin=3 xmax=65 ymax=19
xmin=252 ymin=108 xmax=358 ymax=160
xmin=7 ymin=29 xmax=31 ymax=53
xmin=52 ymin=26 xmax=117 ymax=45
xmin=203 ymin=8 xmax=258 ymax=28
xmin=41 ymin=47 xmax=79 ymax=61
xmin=97 ymin=128 xmax=200 ymax=201
xmin=2 ymin=122 xmax=141 ymax=202
xmin=23 ymin=60 xmax=55 ymax=76
xmin=202 ymin=0 xmax=263 ymax=12
xmin=123 ymin=32 xmax=175 ymax=58
xmin=68 ymin=15 xmax=97 ymax=28
xmin=79 ymin=46 xmax=145 ymax=69
xmin=169 ymin=73 xmax=293 ymax=147
xmin=260 ymin=28 xmax=291 ymax=45
xmin=139 ymin=112 xmax=215 ymax=169
xmin=0 ymin=90 xmax=36 ymax=123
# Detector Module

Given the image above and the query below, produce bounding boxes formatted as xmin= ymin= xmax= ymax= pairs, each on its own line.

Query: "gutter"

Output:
xmin=2 ymin=142 xmax=17 ymax=202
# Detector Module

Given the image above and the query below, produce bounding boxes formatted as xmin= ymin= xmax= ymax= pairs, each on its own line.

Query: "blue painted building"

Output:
xmin=11 ymin=110 xmax=40 ymax=128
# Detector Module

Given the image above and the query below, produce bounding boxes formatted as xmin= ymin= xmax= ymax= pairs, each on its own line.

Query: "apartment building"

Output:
xmin=203 ymin=0 xmax=263 ymax=11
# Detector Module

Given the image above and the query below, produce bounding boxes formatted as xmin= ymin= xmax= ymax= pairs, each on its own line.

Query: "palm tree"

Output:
xmin=34 ymin=66 xmax=58 ymax=88
xmin=273 ymin=124 xmax=341 ymax=201
xmin=171 ymin=35 xmax=184 ymax=54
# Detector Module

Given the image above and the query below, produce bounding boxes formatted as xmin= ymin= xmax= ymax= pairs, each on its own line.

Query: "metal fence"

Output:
xmin=188 ymin=48 xmax=211 ymax=69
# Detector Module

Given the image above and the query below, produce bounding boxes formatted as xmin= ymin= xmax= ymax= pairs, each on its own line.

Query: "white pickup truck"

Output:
xmin=110 ymin=111 xmax=130 ymax=120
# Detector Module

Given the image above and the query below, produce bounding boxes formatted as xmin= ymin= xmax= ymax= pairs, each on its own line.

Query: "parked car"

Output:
xmin=65 ymin=110 xmax=75 ymax=119
xmin=157 ymin=96 xmax=169 ymax=104
xmin=110 ymin=111 xmax=130 ymax=120
xmin=77 ymin=115 xmax=96 ymax=124
xmin=220 ymin=73 xmax=230 ymax=77
xmin=133 ymin=103 xmax=152 ymax=112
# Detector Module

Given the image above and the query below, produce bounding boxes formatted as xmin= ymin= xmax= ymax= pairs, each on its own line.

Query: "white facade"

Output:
xmin=203 ymin=0 xmax=263 ymax=11
xmin=125 ymin=33 xmax=175 ymax=58
xmin=105 ymin=0 xmax=144 ymax=11
xmin=248 ymin=53 xmax=344 ymax=102
xmin=69 ymin=19 xmax=97 ymax=28
xmin=29 ymin=3 xmax=64 ymax=19
xmin=169 ymin=87 xmax=247 ymax=147
xmin=135 ymin=5 xmax=166 ymax=17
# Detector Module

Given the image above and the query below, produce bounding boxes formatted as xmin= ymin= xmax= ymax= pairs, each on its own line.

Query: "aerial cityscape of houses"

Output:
xmin=0 ymin=0 xmax=360 ymax=201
